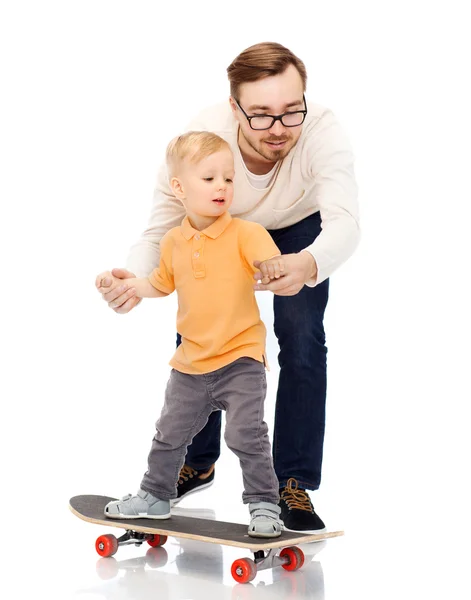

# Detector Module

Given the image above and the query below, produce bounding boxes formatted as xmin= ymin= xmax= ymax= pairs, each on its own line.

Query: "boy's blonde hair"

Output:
xmin=166 ymin=131 xmax=231 ymax=178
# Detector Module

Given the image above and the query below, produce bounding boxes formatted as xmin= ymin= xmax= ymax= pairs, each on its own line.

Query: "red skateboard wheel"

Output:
xmin=95 ymin=534 xmax=118 ymax=558
xmin=231 ymin=557 xmax=257 ymax=583
xmin=280 ymin=546 xmax=305 ymax=571
xmin=147 ymin=534 xmax=168 ymax=547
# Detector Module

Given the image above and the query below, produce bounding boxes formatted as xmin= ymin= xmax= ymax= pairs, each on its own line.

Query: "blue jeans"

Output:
xmin=178 ymin=211 xmax=329 ymax=491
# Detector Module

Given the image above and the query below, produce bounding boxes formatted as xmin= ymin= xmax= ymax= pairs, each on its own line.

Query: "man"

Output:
xmin=96 ymin=42 xmax=360 ymax=531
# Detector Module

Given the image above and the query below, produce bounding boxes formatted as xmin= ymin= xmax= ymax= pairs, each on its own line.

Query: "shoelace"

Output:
xmin=281 ymin=477 xmax=314 ymax=512
xmin=178 ymin=464 xmax=197 ymax=484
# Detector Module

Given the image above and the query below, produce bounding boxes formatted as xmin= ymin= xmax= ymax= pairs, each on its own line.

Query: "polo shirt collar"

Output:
xmin=181 ymin=212 xmax=233 ymax=240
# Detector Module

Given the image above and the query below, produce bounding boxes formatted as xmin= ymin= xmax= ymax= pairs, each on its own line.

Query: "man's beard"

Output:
xmin=243 ymin=131 xmax=293 ymax=162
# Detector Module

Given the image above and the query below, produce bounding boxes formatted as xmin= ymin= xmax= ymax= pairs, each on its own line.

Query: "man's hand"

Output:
xmin=95 ymin=268 xmax=141 ymax=314
xmin=253 ymin=251 xmax=317 ymax=296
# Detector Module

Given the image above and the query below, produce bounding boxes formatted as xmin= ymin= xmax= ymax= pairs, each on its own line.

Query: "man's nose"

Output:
xmin=269 ymin=119 xmax=285 ymax=136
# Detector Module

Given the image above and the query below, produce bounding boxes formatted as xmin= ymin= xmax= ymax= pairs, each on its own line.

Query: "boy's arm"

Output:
xmin=241 ymin=222 xmax=284 ymax=284
xmin=102 ymin=233 xmax=175 ymax=301
xmin=239 ymin=222 xmax=281 ymax=277
xmin=124 ymin=277 xmax=169 ymax=298
xmin=144 ymin=233 xmax=175 ymax=296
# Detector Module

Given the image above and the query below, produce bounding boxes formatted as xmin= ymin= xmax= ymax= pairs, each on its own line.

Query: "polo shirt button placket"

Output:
xmin=192 ymin=234 xmax=206 ymax=278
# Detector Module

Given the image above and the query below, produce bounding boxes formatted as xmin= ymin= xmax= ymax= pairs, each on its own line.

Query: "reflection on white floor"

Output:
xmin=74 ymin=538 xmax=327 ymax=600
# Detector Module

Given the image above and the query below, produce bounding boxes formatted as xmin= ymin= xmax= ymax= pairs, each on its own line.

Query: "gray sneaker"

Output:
xmin=248 ymin=501 xmax=283 ymax=538
xmin=104 ymin=489 xmax=171 ymax=520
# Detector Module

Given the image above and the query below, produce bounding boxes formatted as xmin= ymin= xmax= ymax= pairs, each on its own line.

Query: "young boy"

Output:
xmin=101 ymin=131 xmax=285 ymax=537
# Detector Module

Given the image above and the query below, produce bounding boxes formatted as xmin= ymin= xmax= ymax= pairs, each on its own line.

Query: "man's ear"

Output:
xmin=229 ymin=96 xmax=238 ymax=117
xmin=170 ymin=176 xmax=185 ymax=201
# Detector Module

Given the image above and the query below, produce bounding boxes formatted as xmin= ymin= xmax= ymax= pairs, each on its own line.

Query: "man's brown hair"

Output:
xmin=227 ymin=42 xmax=307 ymax=100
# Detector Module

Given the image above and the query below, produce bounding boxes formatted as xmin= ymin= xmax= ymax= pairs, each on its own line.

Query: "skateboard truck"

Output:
xmin=96 ymin=530 xmax=168 ymax=557
xmin=253 ymin=548 xmax=291 ymax=571
xmin=114 ymin=530 xmax=163 ymax=547
xmin=231 ymin=546 xmax=304 ymax=583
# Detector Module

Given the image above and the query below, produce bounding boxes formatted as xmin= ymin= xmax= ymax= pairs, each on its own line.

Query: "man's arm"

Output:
xmin=126 ymin=163 xmax=186 ymax=278
xmin=255 ymin=109 xmax=360 ymax=295
xmin=95 ymin=163 xmax=184 ymax=313
xmin=97 ymin=227 xmax=177 ymax=312
xmin=126 ymin=105 xmax=222 ymax=278
xmin=303 ymin=108 xmax=360 ymax=286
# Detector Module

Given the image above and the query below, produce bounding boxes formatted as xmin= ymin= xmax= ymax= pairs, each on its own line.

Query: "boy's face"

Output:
xmin=173 ymin=148 xmax=235 ymax=219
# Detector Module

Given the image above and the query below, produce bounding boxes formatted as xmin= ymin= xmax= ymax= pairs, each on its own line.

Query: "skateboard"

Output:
xmin=70 ymin=495 xmax=344 ymax=583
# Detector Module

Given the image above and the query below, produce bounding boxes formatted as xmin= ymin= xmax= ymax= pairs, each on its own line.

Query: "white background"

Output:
xmin=1 ymin=1 xmax=470 ymax=599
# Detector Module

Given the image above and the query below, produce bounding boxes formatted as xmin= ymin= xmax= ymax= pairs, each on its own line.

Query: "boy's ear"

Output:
xmin=170 ymin=177 xmax=185 ymax=200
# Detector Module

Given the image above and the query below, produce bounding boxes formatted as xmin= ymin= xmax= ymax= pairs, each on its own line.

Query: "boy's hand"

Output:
xmin=257 ymin=256 xmax=285 ymax=284
xmin=253 ymin=252 xmax=318 ymax=296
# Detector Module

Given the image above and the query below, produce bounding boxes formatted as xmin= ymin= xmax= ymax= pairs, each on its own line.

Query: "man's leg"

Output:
xmin=183 ymin=411 xmax=221 ymax=469
xmin=269 ymin=212 xmax=329 ymax=530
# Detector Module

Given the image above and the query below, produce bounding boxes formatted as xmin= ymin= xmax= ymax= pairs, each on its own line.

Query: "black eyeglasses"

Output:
xmin=235 ymin=95 xmax=307 ymax=130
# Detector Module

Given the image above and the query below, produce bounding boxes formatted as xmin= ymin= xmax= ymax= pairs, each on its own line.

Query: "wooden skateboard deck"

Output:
xmin=70 ymin=494 xmax=344 ymax=583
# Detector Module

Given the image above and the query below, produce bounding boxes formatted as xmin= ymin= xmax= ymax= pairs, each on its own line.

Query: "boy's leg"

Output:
xmin=176 ymin=332 xmax=222 ymax=471
xmin=210 ymin=357 xmax=279 ymax=505
xmin=140 ymin=369 xmax=215 ymax=500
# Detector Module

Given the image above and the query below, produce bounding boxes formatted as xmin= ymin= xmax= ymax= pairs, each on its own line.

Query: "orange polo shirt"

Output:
xmin=148 ymin=212 xmax=280 ymax=374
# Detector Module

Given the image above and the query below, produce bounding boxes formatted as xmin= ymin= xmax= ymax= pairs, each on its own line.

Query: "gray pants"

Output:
xmin=141 ymin=357 xmax=279 ymax=504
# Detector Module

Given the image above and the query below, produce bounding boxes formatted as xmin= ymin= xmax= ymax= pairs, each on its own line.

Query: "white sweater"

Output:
xmin=127 ymin=100 xmax=360 ymax=285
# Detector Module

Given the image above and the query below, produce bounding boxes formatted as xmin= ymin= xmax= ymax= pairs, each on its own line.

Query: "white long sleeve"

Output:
xmin=126 ymin=100 xmax=359 ymax=282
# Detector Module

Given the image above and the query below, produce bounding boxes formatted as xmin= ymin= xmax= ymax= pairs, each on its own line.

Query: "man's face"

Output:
xmin=231 ymin=64 xmax=306 ymax=163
